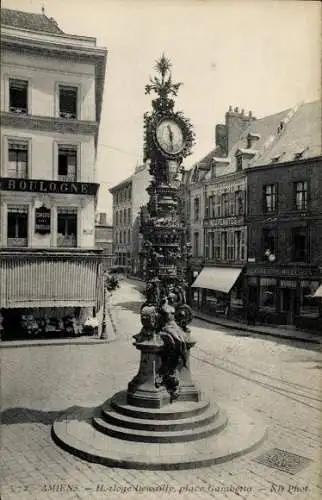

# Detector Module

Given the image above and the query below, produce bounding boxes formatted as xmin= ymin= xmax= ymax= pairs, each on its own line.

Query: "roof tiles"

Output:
xmin=1 ymin=8 xmax=64 ymax=34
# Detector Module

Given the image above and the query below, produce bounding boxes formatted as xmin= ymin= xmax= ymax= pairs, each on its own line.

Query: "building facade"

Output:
xmin=95 ymin=212 xmax=113 ymax=271
xmin=0 ymin=8 xmax=107 ymax=339
xmin=189 ymin=101 xmax=322 ymax=331
xmin=245 ymin=101 xmax=322 ymax=331
xmin=109 ymin=162 xmax=151 ymax=274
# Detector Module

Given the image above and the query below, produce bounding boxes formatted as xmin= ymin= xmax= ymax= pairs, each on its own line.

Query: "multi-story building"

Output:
xmin=246 ymin=100 xmax=322 ymax=331
xmin=109 ymin=162 xmax=151 ymax=273
xmin=109 ymin=176 xmax=133 ymax=269
xmin=189 ymin=101 xmax=322 ymax=330
xmin=0 ymin=8 xmax=107 ymax=339
xmin=95 ymin=212 xmax=113 ymax=271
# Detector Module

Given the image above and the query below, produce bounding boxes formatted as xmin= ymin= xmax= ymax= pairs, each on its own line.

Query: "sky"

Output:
xmin=2 ymin=0 xmax=321 ymax=222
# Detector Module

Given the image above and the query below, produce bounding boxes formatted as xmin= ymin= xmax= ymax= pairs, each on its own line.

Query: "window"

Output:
xmin=120 ymin=231 xmax=123 ymax=244
xmin=59 ymin=85 xmax=77 ymax=119
xmin=235 ymin=191 xmax=244 ymax=215
xmin=240 ymin=229 xmax=247 ymax=261
xmin=259 ymin=278 xmax=277 ymax=311
xmin=194 ymin=198 xmax=200 ymax=222
xmin=115 ymin=212 xmax=118 ymax=226
xmin=294 ymin=181 xmax=308 ymax=210
xmin=263 ymin=184 xmax=277 ymax=213
xmin=227 ymin=231 xmax=234 ymax=261
xmin=58 ymin=145 xmax=77 ymax=181
xmin=236 ymin=155 xmax=243 ymax=171
xmin=214 ymin=231 xmax=221 ymax=260
xmin=9 ymin=79 xmax=28 ymax=113
xmin=193 ymin=232 xmax=199 ymax=257
xmin=123 ymin=230 xmax=126 ymax=244
xmin=8 ymin=141 xmax=28 ymax=178
xmin=234 ymin=231 xmax=241 ymax=261
xmin=115 ymin=231 xmax=118 ymax=244
xmin=124 ymin=208 xmax=127 ymax=225
xmin=57 ymin=208 xmax=77 ymax=247
xmin=214 ymin=194 xmax=221 ymax=217
xmin=221 ymin=193 xmax=229 ymax=216
xmin=128 ymin=229 xmax=131 ymax=244
xmin=221 ymin=231 xmax=227 ymax=260
xmin=128 ymin=208 xmax=131 ymax=224
xmin=7 ymin=205 xmax=28 ymax=246
xmin=120 ymin=211 xmax=122 ymax=225
xmin=292 ymin=227 xmax=308 ymax=262
xmin=299 ymin=281 xmax=319 ymax=318
xmin=205 ymin=197 xmax=210 ymax=218
xmin=262 ymin=228 xmax=277 ymax=259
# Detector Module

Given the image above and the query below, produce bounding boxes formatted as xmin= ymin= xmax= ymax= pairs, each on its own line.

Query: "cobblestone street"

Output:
xmin=1 ymin=280 xmax=321 ymax=500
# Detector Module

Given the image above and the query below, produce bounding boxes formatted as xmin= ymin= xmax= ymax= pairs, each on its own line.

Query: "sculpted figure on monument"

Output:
xmin=133 ymin=304 xmax=158 ymax=342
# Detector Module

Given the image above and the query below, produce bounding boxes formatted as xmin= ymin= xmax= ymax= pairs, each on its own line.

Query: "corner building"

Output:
xmin=0 ymin=9 xmax=107 ymax=339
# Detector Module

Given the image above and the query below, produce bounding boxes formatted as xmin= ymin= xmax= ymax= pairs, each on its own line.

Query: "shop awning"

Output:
xmin=191 ymin=267 xmax=243 ymax=293
xmin=313 ymin=284 xmax=322 ymax=298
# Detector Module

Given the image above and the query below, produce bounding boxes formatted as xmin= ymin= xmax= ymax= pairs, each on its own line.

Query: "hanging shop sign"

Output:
xmin=0 ymin=178 xmax=99 ymax=195
xmin=35 ymin=206 xmax=51 ymax=234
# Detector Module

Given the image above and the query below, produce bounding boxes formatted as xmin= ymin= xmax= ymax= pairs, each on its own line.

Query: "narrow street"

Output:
xmin=1 ymin=278 xmax=321 ymax=500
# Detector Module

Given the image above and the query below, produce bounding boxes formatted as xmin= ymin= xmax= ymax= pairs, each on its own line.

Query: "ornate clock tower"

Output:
xmin=52 ymin=57 xmax=265 ymax=470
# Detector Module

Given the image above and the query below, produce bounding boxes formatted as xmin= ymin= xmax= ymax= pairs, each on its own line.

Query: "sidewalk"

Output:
xmin=192 ymin=309 xmax=322 ymax=344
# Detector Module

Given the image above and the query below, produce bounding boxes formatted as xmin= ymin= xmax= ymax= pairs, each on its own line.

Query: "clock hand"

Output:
xmin=167 ymin=124 xmax=174 ymax=151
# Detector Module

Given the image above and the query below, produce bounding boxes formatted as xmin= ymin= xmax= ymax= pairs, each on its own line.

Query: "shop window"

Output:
xmin=59 ymin=85 xmax=77 ymax=119
xmin=263 ymin=184 xmax=277 ymax=213
xmin=8 ymin=141 xmax=28 ymax=178
xmin=194 ymin=198 xmax=200 ymax=222
xmin=193 ymin=232 xmax=199 ymax=257
xmin=57 ymin=208 xmax=77 ymax=247
xmin=259 ymin=278 xmax=277 ymax=311
xmin=58 ymin=145 xmax=77 ymax=181
xmin=262 ymin=228 xmax=277 ymax=259
xmin=294 ymin=181 xmax=308 ymax=210
xmin=299 ymin=282 xmax=319 ymax=318
xmin=292 ymin=227 xmax=308 ymax=262
xmin=7 ymin=205 xmax=28 ymax=246
xmin=9 ymin=79 xmax=28 ymax=114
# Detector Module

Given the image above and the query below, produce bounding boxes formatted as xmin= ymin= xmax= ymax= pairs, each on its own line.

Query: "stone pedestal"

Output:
xmin=127 ymin=337 xmax=200 ymax=408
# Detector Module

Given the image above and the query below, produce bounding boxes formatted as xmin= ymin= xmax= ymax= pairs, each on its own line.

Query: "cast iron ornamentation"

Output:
xmin=136 ymin=55 xmax=195 ymax=401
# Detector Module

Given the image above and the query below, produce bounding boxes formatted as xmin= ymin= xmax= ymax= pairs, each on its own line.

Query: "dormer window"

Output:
xmin=236 ymin=155 xmax=243 ymax=171
xmin=9 ymin=79 xmax=28 ymax=114
xmin=59 ymin=85 xmax=78 ymax=119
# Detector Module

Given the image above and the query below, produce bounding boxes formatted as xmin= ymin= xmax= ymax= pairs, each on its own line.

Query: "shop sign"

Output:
xmin=35 ymin=206 xmax=51 ymax=234
xmin=204 ymin=216 xmax=244 ymax=227
xmin=0 ymin=177 xmax=98 ymax=195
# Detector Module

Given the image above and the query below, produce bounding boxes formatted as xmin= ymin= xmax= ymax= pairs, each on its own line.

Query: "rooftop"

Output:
xmin=1 ymin=8 xmax=64 ymax=34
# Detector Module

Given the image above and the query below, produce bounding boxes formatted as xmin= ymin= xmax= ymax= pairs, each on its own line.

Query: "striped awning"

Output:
xmin=313 ymin=284 xmax=322 ymax=298
xmin=0 ymin=256 xmax=99 ymax=308
xmin=191 ymin=267 xmax=242 ymax=293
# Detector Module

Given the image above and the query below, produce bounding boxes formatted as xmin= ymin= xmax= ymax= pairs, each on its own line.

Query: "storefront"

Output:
xmin=246 ymin=264 xmax=322 ymax=331
xmin=191 ymin=266 xmax=244 ymax=319
xmin=0 ymin=248 xmax=103 ymax=340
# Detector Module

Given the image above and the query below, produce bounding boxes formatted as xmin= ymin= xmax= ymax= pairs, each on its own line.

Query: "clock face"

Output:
xmin=155 ymin=119 xmax=184 ymax=155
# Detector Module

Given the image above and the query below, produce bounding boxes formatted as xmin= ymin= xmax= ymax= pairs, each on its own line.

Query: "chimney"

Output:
xmin=99 ymin=212 xmax=107 ymax=225
xmin=225 ymin=106 xmax=256 ymax=152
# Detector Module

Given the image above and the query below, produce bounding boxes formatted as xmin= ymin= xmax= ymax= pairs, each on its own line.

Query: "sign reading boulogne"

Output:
xmin=0 ymin=178 xmax=99 ymax=195
xmin=35 ymin=206 xmax=51 ymax=234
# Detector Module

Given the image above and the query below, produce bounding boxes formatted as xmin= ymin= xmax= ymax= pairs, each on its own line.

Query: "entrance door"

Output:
xmin=281 ymin=288 xmax=296 ymax=325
